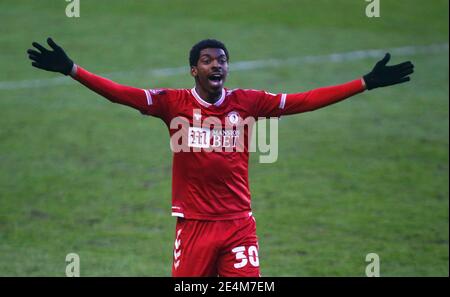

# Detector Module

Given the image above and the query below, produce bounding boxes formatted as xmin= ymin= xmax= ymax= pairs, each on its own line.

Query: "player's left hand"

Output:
xmin=363 ymin=53 xmax=414 ymax=90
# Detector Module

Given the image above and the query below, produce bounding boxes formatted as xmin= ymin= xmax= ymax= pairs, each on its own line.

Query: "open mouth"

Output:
xmin=208 ymin=73 xmax=223 ymax=86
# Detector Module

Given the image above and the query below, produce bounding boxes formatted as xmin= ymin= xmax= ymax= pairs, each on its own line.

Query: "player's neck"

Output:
xmin=194 ymin=85 xmax=223 ymax=104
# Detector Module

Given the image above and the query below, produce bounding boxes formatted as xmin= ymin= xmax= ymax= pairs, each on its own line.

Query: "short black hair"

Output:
xmin=189 ymin=39 xmax=229 ymax=67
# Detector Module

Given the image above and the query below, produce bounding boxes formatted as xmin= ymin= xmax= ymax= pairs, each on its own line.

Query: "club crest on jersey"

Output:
xmin=227 ymin=111 xmax=240 ymax=125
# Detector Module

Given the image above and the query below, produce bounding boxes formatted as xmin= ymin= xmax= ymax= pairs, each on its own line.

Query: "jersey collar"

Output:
xmin=191 ymin=87 xmax=226 ymax=108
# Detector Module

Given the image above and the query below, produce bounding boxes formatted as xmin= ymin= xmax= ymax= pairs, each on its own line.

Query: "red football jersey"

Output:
xmin=72 ymin=66 xmax=365 ymax=220
xmin=143 ymin=87 xmax=278 ymax=220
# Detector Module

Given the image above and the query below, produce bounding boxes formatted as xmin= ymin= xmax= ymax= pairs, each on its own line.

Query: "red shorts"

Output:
xmin=172 ymin=215 xmax=260 ymax=277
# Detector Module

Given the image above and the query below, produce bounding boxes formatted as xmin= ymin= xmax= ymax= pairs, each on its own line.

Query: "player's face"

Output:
xmin=191 ymin=48 xmax=228 ymax=95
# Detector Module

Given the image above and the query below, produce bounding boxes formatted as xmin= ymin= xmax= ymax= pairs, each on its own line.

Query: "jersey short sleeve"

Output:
xmin=141 ymin=88 xmax=178 ymax=123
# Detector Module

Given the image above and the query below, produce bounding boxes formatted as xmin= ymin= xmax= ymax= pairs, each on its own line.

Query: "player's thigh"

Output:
xmin=217 ymin=217 xmax=260 ymax=277
xmin=172 ymin=218 xmax=218 ymax=277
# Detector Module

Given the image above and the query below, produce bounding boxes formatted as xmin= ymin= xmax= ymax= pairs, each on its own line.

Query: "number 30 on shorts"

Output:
xmin=231 ymin=246 xmax=259 ymax=268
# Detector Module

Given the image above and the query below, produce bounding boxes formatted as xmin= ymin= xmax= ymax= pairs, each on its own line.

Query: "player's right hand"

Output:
xmin=27 ymin=38 xmax=74 ymax=75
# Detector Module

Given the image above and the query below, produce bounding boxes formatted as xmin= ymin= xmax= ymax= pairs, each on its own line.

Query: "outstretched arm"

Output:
xmin=258 ymin=53 xmax=415 ymax=117
xmin=278 ymin=78 xmax=366 ymax=115
xmin=27 ymin=38 xmax=150 ymax=113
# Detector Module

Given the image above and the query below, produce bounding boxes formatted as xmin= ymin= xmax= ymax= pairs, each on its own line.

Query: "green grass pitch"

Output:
xmin=0 ymin=0 xmax=448 ymax=276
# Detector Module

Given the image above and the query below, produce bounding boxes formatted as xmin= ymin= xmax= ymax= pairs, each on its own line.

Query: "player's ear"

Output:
xmin=190 ymin=66 xmax=198 ymax=77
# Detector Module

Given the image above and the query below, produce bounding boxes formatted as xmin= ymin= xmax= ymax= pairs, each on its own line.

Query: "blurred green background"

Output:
xmin=0 ymin=0 xmax=448 ymax=276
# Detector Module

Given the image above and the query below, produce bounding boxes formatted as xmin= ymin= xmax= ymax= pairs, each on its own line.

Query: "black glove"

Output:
xmin=363 ymin=53 xmax=414 ymax=90
xmin=27 ymin=38 xmax=74 ymax=75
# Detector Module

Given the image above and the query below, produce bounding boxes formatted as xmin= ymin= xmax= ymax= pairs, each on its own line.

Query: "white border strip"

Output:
xmin=190 ymin=88 xmax=211 ymax=107
xmin=190 ymin=87 xmax=226 ymax=107
xmin=171 ymin=212 xmax=185 ymax=218
xmin=279 ymin=94 xmax=287 ymax=109
xmin=2 ymin=43 xmax=447 ymax=90
xmin=143 ymin=89 xmax=153 ymax=105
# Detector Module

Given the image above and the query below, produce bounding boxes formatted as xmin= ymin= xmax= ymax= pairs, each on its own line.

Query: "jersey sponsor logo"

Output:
xmin=185 ymin=110 xmax=243 ymax=150
xmin=188 ymin=127 xmax=211 ymax=148
xmin=188 ymin=127 xmax=240 ymax=149
xmin=170 ymin=109 xmax=279 ymax=162
xmin=211 ymin=129 xmax=240 ymax=148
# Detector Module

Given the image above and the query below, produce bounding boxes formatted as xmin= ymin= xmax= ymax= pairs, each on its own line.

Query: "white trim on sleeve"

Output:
xmin=69 ymin=64 xmax=78 ymax=78
xmin=361 ymin=77 xmax=367 ymax=89
xmin=279 ymin=93 xmax=287 ymax=109
xmin=171 ymin=212 xmax=185 ymax=218
xmin=144 ymin=89 xmax=153 ymax=106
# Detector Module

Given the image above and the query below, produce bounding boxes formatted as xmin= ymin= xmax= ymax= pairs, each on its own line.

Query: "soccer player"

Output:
xmin=27 ymin=38 xmax=414 ymax=277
